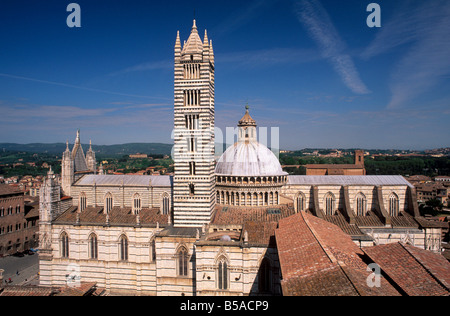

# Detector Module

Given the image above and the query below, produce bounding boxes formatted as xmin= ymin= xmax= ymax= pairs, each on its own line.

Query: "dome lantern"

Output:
xmin=238 ymin=105 xmax=257 ymax=143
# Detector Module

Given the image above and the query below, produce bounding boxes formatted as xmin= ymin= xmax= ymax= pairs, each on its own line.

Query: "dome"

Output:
xmin=215 ymin=141 xmax=288 ymax=177
xmin=220 ymin=235 xmax=232 ymax=242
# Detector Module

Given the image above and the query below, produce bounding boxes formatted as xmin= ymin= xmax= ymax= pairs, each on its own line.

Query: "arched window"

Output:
xmin=105 ymin=193 xmax=113 ymax=214
xmin=258 ymin=258 xmax=272 ymax=293
xmin=217 ymin=256 xmax=228 ymax=290
xmin=119 ymin=235 xmax=128 ymax=261
xmin=132 ymin=193 xmax=141 ymax=215
xmin=296 ymin=192 xmax=306 ymax=212
xmin=389 ymin=193 xmax=399 ymax=216
xmin=177 ymin=246 xmax=189 ymax=277
xmin=80 ymin=192 xmax=87 ymax=212
xmin=150 ymin=237 xmax=156 ymax=262
xmin=60 ymin=232 xmax=69 ymax=258
xmin=89 ymin=233 xmax=98 ymax=259
xmin=162 ymin=193 xmax=170 ymax=215
xmin=325 ymin=192 xmax=335 ymax=215
xmin=356 ymin=193 xmax=367 ymax=216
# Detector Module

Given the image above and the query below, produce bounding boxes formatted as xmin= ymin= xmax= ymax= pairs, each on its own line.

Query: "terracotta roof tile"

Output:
xmin=0 ymin=286 xmax=55 ymax=296
xmin=364 ymin=243 xmax=450 ymax=296
xmin=0 ymin=184 xmax=23 ymax=197
xmin=242 ymin=221 xmax=278 ymax=246
xmin=211 ymin=205 xmax=295 ymax=225
xmin=276 ymin=212 xmax=400 ymax=296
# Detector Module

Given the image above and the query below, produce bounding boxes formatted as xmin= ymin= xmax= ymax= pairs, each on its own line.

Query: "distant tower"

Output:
xmin=71 ymin=129 xmax=89 ymax=172
xmin=355 ymin=150 xmax=365 ymax=166
xmin=61 ymin=130 xmax=95 ymax=196
xmin=61 ymin=140 xmax=74 ymax=196
xmin=85 ymin=140 xmax=97 ymax=174
xmin=173 ymin=20 xmax=216 ymax=227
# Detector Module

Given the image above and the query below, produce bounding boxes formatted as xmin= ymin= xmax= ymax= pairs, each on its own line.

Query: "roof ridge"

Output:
xmin=300 ymin=211 xmax=365 ymax=296
xmin=300 ymin=211 xmax=337 ymax=263
xmin=399 ymin=242 xmax=450 ymax=292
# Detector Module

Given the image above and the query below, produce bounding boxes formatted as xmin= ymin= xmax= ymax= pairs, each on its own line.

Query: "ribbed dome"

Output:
xmin=215 ymin=141 xmax=287 ymax=177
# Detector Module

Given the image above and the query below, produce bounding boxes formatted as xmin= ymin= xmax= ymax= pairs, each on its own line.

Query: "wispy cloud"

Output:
xmin=107 ymin=60 xmax=172 ymax=76
xmin=211 ymin=0 xmax=279 ymax=38
xmin=0 ymin=101 xmax=171 ymax=124
xmin=362 ymin=0 xmax=450 ymax=109
xmin=0 ymin=104 xmax=111 ymax=123
xmin=217 ymin=47 xmax=321 ymax=68
xmin=293 ymin=0 xmax=370 ymax=95
xmin=0 ymin=101 xmax=173 ymax=143
xmin=0 ymin=73 xmax=165 ymax=100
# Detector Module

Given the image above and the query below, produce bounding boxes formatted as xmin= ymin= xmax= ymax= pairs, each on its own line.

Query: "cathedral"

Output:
xmin=38 ymin=20 xmax=444 ymax=296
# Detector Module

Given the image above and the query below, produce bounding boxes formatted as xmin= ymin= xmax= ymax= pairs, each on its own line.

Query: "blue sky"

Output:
xmin=0 ymin=0 xmax=449 ymax=150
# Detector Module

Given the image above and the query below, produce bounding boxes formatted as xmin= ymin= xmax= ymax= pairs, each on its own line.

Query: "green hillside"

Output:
xmin=0 ymin=143 xmax=173 ymax=158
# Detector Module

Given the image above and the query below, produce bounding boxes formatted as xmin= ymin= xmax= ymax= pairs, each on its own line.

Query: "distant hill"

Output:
xmin=0 ymin=143 xmax=173 ymax=157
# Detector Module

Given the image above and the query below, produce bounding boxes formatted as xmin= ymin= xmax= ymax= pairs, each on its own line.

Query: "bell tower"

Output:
xmin=173 ymin=20 xmax=216 ymax=227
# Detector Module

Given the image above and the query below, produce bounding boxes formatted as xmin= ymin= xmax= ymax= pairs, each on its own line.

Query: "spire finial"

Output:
xmin=75 ymin=129 xmax=80 ymax=144
xmin=203 ymin=29 xmax=209 ymax=45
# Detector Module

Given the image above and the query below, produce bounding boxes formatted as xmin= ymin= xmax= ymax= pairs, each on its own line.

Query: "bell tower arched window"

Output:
xmin=60 ymin=232 xmax=69 ymax=258
xmin=389 ymin=193 xmax=399 ymax=216
xmin=79 ymin=192 xmax=87 ymax=212
xmin=105 ymin=193 xmax=113 ymax=214
xmin=325 ymin=192 xmax=335 ymax=215
xmin=177 ymin=246 xmax=189 ymax=277
xmin=132 ymin=193 xmax=141 ymax=215
xmin=89 ymin=233 xmax=98 ymax=260
xmin=356 ymin=193 xmax=367 ymax=216
xmin=120 ymin=235 xmax=128 ymax=261
xmin=162 ymin=193 xmax=170 ymax=215
xmin=217 ymin=256 xmax=229 ymax=290
xmin=296 ymin=192 xmax=305 ymax=212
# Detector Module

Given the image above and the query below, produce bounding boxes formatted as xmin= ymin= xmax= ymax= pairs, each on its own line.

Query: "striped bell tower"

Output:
xmin=173 ymin=20 xmax=216 ymax=227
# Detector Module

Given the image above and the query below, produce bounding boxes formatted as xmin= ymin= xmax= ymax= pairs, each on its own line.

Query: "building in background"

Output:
xmin=305 ymin=150 xmax=366 ymax=175
xmin=0 ymin=184 xmax=39 ymax=256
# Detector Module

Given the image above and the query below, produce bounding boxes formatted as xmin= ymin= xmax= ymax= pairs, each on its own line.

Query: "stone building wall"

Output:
xmin=70 ymin=184 xmax=172 ymax=211
xmin=40 ymin=223 xmax=161 ymax=295
xmin=195 ymin=243 xmax=281 ymax=296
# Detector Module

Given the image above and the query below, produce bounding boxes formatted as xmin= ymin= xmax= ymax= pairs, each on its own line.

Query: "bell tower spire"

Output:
xmin=173 ymin=20 xmax=216 ymax=227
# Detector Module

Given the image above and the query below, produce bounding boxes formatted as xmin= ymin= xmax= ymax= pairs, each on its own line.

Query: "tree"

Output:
xmin=419 ymin=198 xmax=444 ymax=217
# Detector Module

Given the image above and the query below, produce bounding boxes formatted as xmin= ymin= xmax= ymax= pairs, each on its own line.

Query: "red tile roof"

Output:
xmin=210 ymin=205 xmax=295 ymax=246
xmin=0 ymin=286 xmax=55 ymax=296
xmin=364 ymin=243 xmax=450 ymax=296
xmin=275 ymin=212 xmax=400 ymax=296
xmin=0 ymin=184 xmax=24 ymax=197
xmin=0 ymin=282 xmax=104 ymax=296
